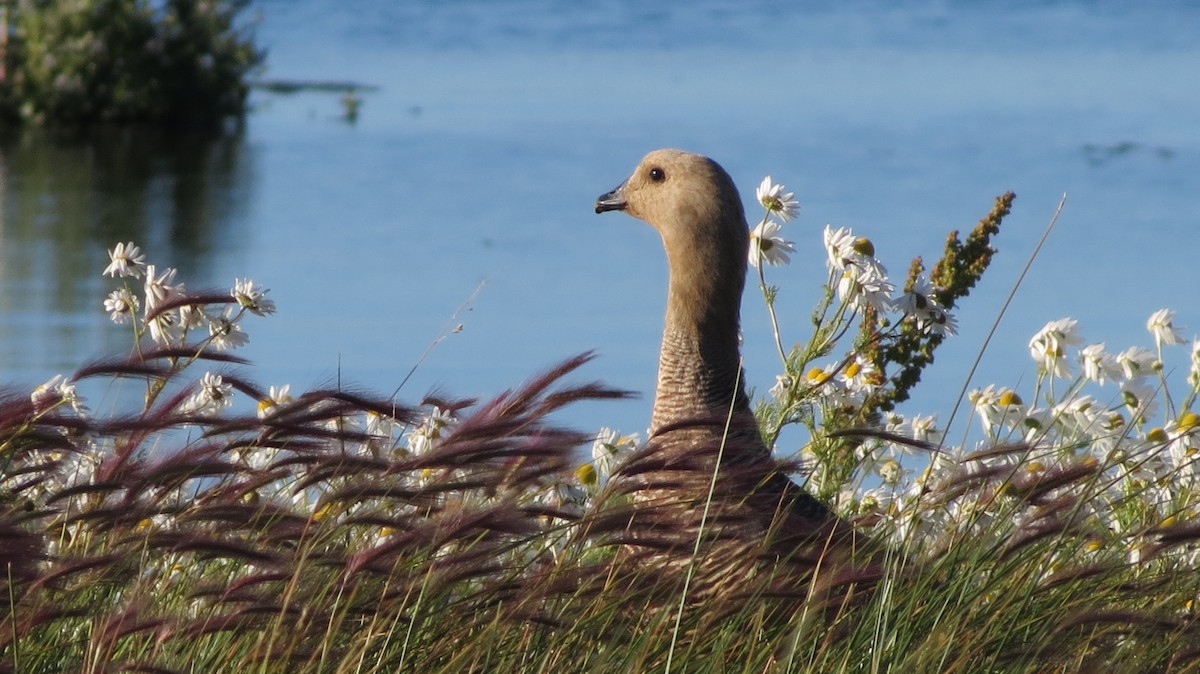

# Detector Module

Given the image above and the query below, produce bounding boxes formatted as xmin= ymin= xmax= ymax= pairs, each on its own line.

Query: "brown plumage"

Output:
xmin=595 ymin=149 xmax=875 ymax=609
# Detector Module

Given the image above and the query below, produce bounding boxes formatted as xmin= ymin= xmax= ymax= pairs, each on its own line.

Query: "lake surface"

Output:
xmin=1 ymin=0 xmax=1198 ymax=448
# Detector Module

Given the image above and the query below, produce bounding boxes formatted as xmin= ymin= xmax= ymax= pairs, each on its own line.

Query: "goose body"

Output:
xmin=595 ymin=149 xmax=867 ymax=602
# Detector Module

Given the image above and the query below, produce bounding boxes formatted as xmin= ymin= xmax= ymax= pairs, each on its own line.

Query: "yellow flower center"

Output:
xmin=806 ymin=367 xmax=830 ymax=384
xmin=852 ymin=237 xmax=875 ymax=257
xmin=575 ymin=463 xmax=598 ymax=486
xmin=879 ymin=459 xmax=901 ymax=484
xmin=1122 ymin=390 xmax=1141 ymax=409
xmin=998 ymin=390 xmax=1023 ymax=406
xmin=313 ymin=502 xmax=336 ymax=522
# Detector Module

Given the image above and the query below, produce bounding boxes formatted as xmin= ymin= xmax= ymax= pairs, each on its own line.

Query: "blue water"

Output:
xmin=2 ymin=0 xmax=1198 ymax=447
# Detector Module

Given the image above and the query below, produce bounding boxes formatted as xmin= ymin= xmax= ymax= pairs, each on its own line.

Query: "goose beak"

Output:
xmin=594 ymin=182 xmax=628 ymax=214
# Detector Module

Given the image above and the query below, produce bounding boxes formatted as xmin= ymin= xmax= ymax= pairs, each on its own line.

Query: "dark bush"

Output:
xmin=0 ymin=0 xmax=264 ymax=126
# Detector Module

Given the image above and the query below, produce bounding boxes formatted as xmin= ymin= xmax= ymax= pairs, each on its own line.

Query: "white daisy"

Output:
xmin=897 ymin=275 xmax=956 ymax=336
xmin=184 ymin=372 xmax=234 ymax=415
xmin=407 ymin=406 xmax=457 ymax=455
xmin=754 ymin=176 xmax=800 ymax=221
xmin=143 ymin=264 xmax=184 ymax=312
xmin=232 ymin=278 xmax=277 ymax=316
xmin=257 ymin=385 xmax=293 ymax=418
xmin=837 ymin=264 xmax=895 ymax=314
xmin=1116 ymin=346 xmax=1156 ymax=381
xmin=769 ymin=374 xmax=793 ymax=400
xmin=1079 ymin=343 xmax=1121 ymax=385
xmin=103 ymin=288 xmax=140 ymax=324
xmin=837 ymin=356 xmax=879 ymax=394
xmin=103 ymin=241 xmax=147 ymax=278
xmin=1028 ymin=318 xmax=1082 ymax=379
xmin=823 ymin=225 xmax=859 ymax=273
xmin=749 ymin=220 xmax=796 ymax=268
xmin=31 ymin=374 xmax=86 ymax=415
xmin=1189 ymin=339 xmax=1200 ymax=388
xmin=591 ymin=426 xmax=638 ymax=482
xmin=1147 ymin=308 xmax=1186 ymax=348
xmin=207 ymin=308 xmax=249 ymax=350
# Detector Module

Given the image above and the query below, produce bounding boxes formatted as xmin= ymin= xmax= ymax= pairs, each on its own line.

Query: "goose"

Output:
xmin=594 ymin=149 xmax=870 ymax=602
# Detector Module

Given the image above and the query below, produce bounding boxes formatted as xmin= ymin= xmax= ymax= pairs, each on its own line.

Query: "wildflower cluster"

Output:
xmin=17 ymin=245 xmax=465 ymax=519
xmin=740 ymin=176 xmax=1200 ymax=590
xmin=748 ymin=176 xmax=800 ymax=269
xmin=823 ymin=311 xmax=1200 ymax=583
xmin=743 ymin=178 xmax=1001 ymax=498
xmin=749 ymin=178 xmax=957 ymax=340
xmin=103 ymin=241 xmax=275 ymax=354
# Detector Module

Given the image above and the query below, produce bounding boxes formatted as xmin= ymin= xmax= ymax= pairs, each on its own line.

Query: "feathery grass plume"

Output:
xmin=0 ymin=337 xmax=633 ymax=671
xmin=79 ymin=345 xmax=253 ymax=370
xmin=143 ymin=291 xmax=240 ymax=320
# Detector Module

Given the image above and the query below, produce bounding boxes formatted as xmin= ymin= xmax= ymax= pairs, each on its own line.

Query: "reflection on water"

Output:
xmin=0 ymin=125 xmax=255 ymax=380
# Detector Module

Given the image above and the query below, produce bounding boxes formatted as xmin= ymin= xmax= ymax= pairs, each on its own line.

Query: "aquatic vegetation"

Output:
xmin=5 ymin=183 xmax=1200 ymax=672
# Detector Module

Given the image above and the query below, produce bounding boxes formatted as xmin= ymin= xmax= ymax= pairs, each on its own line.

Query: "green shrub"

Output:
xmin=0 ymin=0 xmax=263 ymax=125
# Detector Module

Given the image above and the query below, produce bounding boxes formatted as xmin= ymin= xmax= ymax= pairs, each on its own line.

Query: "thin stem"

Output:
xmin=754 ymin=215 xmax=789 ymax=367
xmin=392 ymin=279 xmax=486 ymax=399
xmin=941 ymin=193 xmax=1066 ymax=445
xmin=7 ymin=563 xmax=16 ymax=671
xmin=665 ymin=359 xmax=745 ymax=672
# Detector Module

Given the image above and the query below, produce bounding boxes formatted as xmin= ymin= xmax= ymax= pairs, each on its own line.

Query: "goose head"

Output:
xmin=595 ymin=149 xmax=750 ymax=332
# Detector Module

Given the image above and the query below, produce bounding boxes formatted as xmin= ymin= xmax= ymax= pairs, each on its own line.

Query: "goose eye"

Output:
xmin=648 ymin=167 xmax=666 ymax=182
